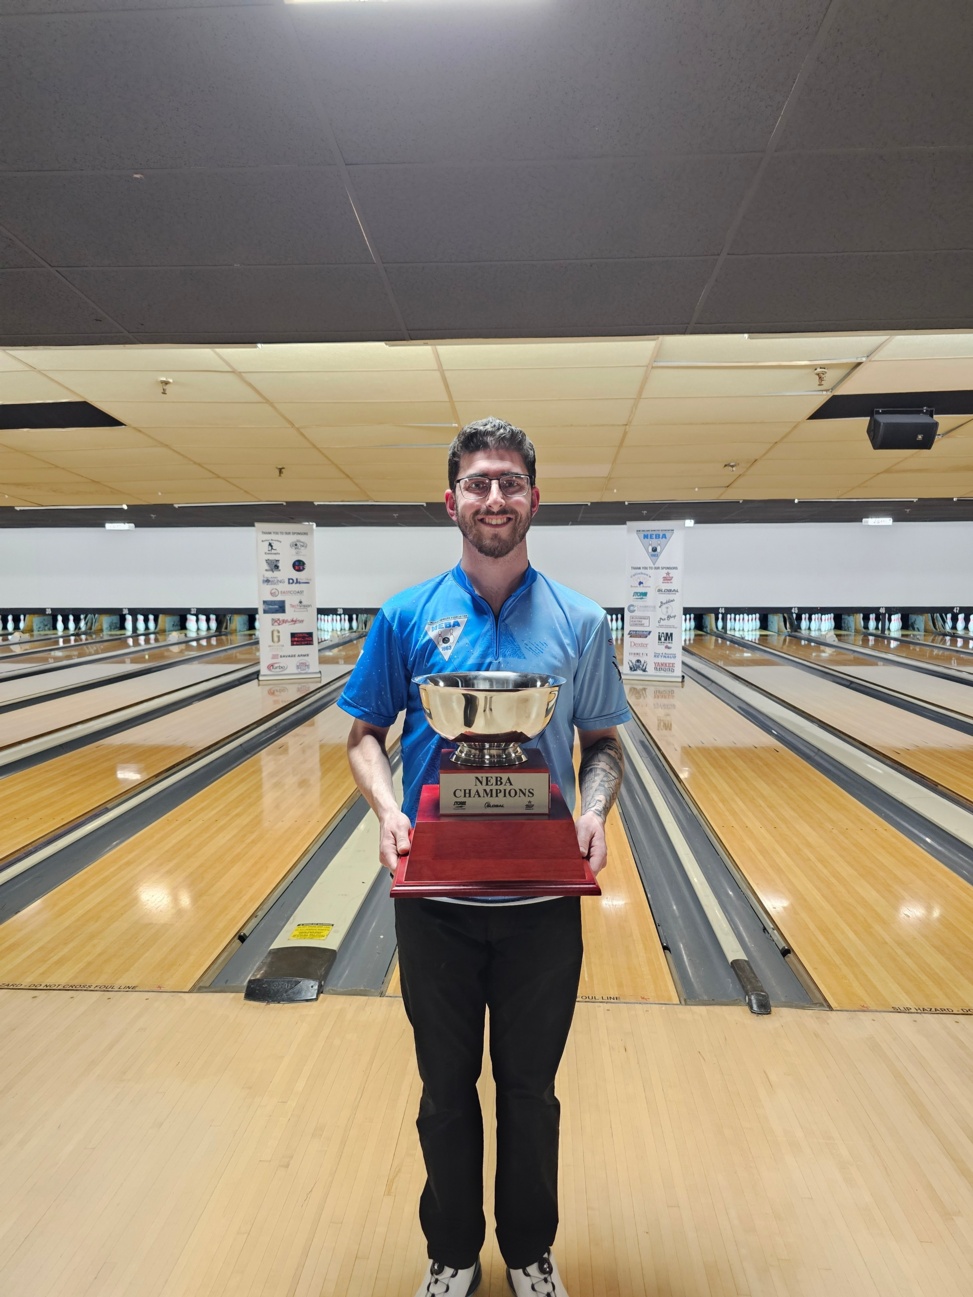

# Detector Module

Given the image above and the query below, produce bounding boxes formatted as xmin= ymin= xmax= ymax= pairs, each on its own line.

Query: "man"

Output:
xmin=340 ymin=417 xmax=629 ymax=1297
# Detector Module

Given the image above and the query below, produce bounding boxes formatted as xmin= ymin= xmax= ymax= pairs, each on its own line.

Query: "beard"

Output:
xmin=456 ymin=505 xmax=533 ymax=559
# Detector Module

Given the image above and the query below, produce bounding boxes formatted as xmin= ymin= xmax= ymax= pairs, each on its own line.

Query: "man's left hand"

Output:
xmin=576 ymin=810 xmax=608 ymax=876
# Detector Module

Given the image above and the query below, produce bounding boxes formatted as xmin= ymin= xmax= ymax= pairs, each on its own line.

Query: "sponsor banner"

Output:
xmin=623 ymin=522 xmax=685 ymax=680
xmin=255 ymin=523 xmax=320 ymax=681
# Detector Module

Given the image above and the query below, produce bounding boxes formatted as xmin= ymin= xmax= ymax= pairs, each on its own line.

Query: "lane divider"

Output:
xmin=618 ymin=725 xmax=771 ymax=1014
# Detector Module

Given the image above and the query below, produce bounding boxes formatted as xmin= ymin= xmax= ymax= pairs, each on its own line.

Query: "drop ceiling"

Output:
xmin=2 ymin=0 xmax=973 ymax=522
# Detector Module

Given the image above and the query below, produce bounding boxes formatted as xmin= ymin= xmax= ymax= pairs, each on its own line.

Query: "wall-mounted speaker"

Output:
xmin=866 ymin=408 xmax=938 ymax=450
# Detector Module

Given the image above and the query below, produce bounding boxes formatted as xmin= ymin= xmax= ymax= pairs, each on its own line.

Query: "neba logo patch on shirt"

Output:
xmin=425 ymin=615 xmax=468 ymax=662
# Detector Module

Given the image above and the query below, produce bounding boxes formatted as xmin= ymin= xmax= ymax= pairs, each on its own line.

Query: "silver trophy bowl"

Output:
xmin=415 ymin=671 xmax=565 ymax=767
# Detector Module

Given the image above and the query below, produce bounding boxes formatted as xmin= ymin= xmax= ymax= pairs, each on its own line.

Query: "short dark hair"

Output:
xmin=447 ymin=416 xmax=537 ymax=490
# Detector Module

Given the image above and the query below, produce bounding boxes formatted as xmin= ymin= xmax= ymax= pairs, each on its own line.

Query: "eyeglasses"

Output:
xmin=455 ymin=473 xmax=532 ymax=499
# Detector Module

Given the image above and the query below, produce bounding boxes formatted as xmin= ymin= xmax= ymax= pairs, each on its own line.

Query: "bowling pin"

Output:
xmin=135 ymin=613 xmax=144 ymax=632
xmin=946 ymin=613 xmax=954 ymax=630
xmin=254 ymin=615 xmax=260 ymax=632
xmin=124 ymin=613 xmax=133 ymax=634
xmin=868 ymin=613 xmax=876 ymax=631
xmin=959 ymin=613 xmax=967 ymax=631
xmin=209 ymin=615 xmax=216 ymax=632
xmin=187 ymin=613 xmax=196 ymax=634
xmin=18 ymin=614 xmax=25 ymax=631
xmin=5 ymin=615 xmax=12 ymax=632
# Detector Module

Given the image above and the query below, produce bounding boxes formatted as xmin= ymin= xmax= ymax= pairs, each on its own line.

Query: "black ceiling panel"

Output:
xmin=386 ymin=259 xmax=714 ymax=335
xmin=0 ymin=268 xmax=128 ymax=335
xmin=0 ymin=401 xmax=123 ymax=429
xmin=777 ymin=0 xmax=973 ymax=150
xmin=699 ymin=251 xmax=973 ymax=329
xmin=0 ymin=226 xmax=41 ymax=269
xmin=733 ymin=151 xmax=973 ymax=255
xmin=0 ymin=8 xmax=335 ymax=170
xmin=58 ymin=266 xmax=405 ymax=337
xmin=0 ymin=170 xmax=372 ymax=268
xmin=352 ymin=157 xmax=760 ymax=265
xmin=295 ymin=0 xmax=830 ymax=163
xmin=812 ymin=391 xmax=973 ymax=420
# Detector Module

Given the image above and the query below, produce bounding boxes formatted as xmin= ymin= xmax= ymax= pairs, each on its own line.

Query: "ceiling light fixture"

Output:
xmin=105 ymin=522 xmax=135 ymax=530
xmin=862 ymin=516 xmax=894 ymax=525
xmin=13 ymin=503 xmax=128 ymax=511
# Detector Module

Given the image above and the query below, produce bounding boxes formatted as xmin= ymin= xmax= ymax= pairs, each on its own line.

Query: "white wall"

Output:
xmin=1 ymin=521 xmax=971 ymax=609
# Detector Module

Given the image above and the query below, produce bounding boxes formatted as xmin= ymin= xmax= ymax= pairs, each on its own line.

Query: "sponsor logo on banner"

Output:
xmin=629 ymin=630 xmax=650 ymax=639
xmin=661 ymin=572 xmax=674 ymax=584
xmin=296 ymin=660 xmax=310 ymax=671
xmin=653 ymin=661 xmax=676 ymax=673
xmin=659 ymin=596 xmax=676 ymax=608
xmin=266 ymin=662 xmax=288 ymax=673
xmin=636 ymin=529 xmax=674 ymax=565
xmin=627 ymin=657 xmax=649 ymax=673
xmin=290 ymin=540 xmax=307 ymax=551
xmin=272 ymin=617 xmax=303 ymax=626
xmin=292 ymin=559 xmax=306 ymax=572
xmin=265 ymin=558 xmax=281 ymax=572
xmin=290 ymin=632 xmax=314 ymax=646
xmin=425 ymin=615 xmax=468 ymax=662
xmin=287 ymin=577 xmax=310 ymax=586
xmin=262 ymin=600 xmax=285 ymax=614
xmin=631 ymin=590 xmax=648 ymax=600
xmin=658 ymin=631 xmax=675 ymax=644
xmin=263 ymin=540 xmax=280 ymax=555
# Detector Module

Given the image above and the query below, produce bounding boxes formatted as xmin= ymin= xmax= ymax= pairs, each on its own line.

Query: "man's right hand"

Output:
xmin=379 ymin=809 xmax=413 ymax=873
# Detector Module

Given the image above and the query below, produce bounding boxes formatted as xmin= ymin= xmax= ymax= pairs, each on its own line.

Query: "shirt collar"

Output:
xmin=450 ymin=561 xmax=537 ymax=602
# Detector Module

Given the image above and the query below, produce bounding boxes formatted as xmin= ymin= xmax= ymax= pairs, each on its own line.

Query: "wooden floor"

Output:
xmin=764 ymin=633 xmax=973 ymax=719
xmin=626 ymin=673 xmax=973 ymax=1011
xmin=692 ymin=635 xmax=973 ymax=804
xmin=0 ymin=989 xmax=969 ymax=1297
xmin=840 ymin=632 xmax=973 ymax=675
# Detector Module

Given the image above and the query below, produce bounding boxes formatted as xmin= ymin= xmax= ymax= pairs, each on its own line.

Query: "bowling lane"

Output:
xmin=837 ymin=632 xmax=973 ymax=676
xmin=741 ymin=634 xmax=973 ymax=719
xmin=625 ymin=680 xmax=973 ymax=1011
xmin=0 ymin=632 xmax=170 ymax=670
xmin=0 ymin=635 xmax=247 ymax=707
xmin=0 ymin=632 xmax=104 ymax=657
xmin=691 ymin=636 xmax=973 ymax=805
xmin=0 ymin=643 xmax=258 ymax=748
xmin=0 ymin=705 xmax=398 ymax=992
xmin=0 ymin=655 xmax=357 ymax=864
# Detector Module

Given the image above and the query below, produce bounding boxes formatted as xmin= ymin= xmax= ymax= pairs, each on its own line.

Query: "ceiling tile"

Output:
xmin=878 ymin=333 xmax=973 ymax=361
xmin=655 ymin=334 xmax=887 ymax=364
xmin=226 ymin=477 xmax=367 ymax=500
xmin=437 ymin=341 xmax=655 ymax=370
xmin=0 ymin=352 xmax=30 ymax=373
xmin=42 ymin=371 xmax=265 ymax=405
xmin=0 ymin=427 xmax=146 ymax=453
xmin=0 ymin=370 xmax=86 ymax=401
xmin=287 ymin=401 xmax=454 ymax=427
xmin=147 ymin=427 xmax=310 ymax=450
xmin=0 ymin=9 xmax=335 ymax=169
xmin=192 ymin=448 xmax=335 ymax=468
xmin=734 ymin=151 xmax=973 ymax=255
xmin=217 ymin=343 xmax=437 ymax=372
xmin=243 ymin=370 xmax=448 ymax=403
xmin=0 ymin=270 xmax=122 ymax=336
xmin=699 ymin=252 xmax=973 ymax=329
xmin=298 ymin=1 xmax=829 ymax=161
xmin=354 ymin=156 xmax=757 ymax=262
xmin=60 ymin=266 xmax=401 ymax=336
xmin=7 ymin=346 xmax=233 ymax=372
xmin=613 ymin=443 xmax=771 ymax=467
xmin=643 ymin=365 xmax=853 ymax=398
xmin=455 ymin=400 xmax=634 ymax=428
xmin=777 ymin=1 xmax=973 ymax=149
xmin=632 ymin=395 xmax=820 ymax=425
xmin=95 ymin=402 xmax=290 ymax=429
xmin=836 ymin=357 xmax=973 ymax=396
xmin=0 ymin=170 xmax=369 ymax=267
xmin=623 ymin=422 xmax=796 ymax=446
xmin=301 ymin=424 xmax=455 ymax=450
xmin=445 ymin=368 xmax=644 ymax=403
xmin=387 ymin=260 xmax=712 ymax=334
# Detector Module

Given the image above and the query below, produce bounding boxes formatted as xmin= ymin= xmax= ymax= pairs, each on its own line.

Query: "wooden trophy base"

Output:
xmin=390 ymin=782 xmax=601 ymax=898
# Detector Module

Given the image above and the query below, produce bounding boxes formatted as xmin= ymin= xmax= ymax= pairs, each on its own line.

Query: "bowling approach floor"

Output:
xmin=0 ymin=630 xmax=971 ymax=1295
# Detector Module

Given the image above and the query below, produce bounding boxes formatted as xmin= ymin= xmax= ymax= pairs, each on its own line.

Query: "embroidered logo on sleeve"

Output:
xmin=425 ymin=615 xmax=468 ymax=662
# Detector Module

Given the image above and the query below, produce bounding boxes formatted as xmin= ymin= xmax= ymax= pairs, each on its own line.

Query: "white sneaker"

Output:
xmin=506 ymin=1250 xmax=569 ymax=1296
xmin=414 ymin=1257 xmax=481 ymax=1297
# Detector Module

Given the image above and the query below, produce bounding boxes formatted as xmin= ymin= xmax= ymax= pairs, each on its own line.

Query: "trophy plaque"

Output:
xmin=390 ymin=672 xmax=601 ymax=898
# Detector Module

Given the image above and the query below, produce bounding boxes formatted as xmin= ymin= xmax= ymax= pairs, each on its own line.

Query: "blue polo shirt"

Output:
xmin=338 ymin=562 xmax=630 ymax=823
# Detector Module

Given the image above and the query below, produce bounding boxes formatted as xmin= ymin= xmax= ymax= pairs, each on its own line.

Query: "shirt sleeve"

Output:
xmin=337 ymin=609 xmax=410 ymax=728
xmin=572 ymin=615 xmax=631 ymax=730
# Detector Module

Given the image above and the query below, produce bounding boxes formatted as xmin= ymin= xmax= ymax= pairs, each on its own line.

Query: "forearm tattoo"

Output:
xmin=579 ymin=736 xmax=624 ymax=821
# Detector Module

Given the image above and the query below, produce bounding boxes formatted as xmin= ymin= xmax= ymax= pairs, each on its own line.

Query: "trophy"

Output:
xmin=390 ymin=671 xmax=601 ymax=898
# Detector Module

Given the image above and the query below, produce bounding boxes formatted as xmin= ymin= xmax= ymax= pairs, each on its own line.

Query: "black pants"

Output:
xmin=394 ymin=896 xmax=584 ymax=1271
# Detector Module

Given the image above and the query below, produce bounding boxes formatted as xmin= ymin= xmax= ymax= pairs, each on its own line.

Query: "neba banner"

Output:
xmin=622 ymin=521 xmax=684 ymax=680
